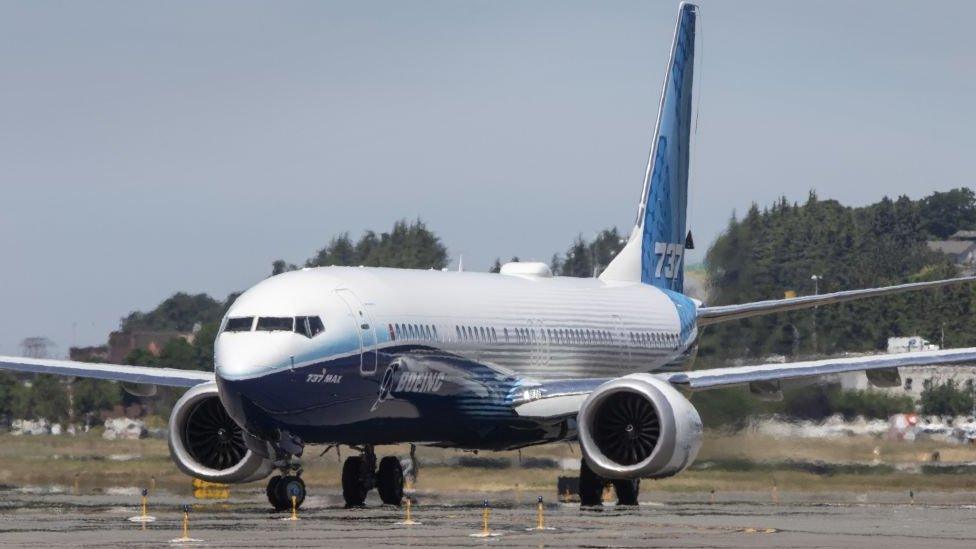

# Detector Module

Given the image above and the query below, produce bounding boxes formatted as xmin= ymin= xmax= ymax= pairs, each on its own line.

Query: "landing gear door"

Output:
xmin=335 ymin=289 xmax=378 ymax=376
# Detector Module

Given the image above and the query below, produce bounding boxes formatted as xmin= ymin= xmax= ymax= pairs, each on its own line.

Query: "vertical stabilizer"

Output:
xmin=600 ymin=2 xmax=696 ymax=292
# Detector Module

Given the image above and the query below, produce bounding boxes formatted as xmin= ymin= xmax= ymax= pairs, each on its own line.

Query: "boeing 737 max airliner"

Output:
xmin=3 ymin=3 xmax=975 ymax=509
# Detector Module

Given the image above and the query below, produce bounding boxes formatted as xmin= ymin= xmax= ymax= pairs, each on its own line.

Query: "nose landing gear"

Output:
xmin=263 ymin=443 xmax=411 ymax=510
xmin=266 ymin=474 xmax=306 ymax=512
xmin=265 ymin=439 xmax=306 ymax=512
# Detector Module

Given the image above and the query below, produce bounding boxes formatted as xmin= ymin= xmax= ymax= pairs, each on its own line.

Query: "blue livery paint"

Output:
xmin=217 ymin=344 xmax=570 ymax=451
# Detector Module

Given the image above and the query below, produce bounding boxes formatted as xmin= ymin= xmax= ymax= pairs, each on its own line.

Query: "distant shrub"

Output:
xmin=828 ymin=389 xmax=914 ymax=420
xmin=920 ymin=379 xmax=975 ymax=416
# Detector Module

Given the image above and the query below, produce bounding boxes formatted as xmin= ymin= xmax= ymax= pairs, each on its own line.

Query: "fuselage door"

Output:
xmin=335 ymin=289 xmax=378 ymax=375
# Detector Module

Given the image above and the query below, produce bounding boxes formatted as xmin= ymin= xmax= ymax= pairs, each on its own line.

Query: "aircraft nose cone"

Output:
xmin=215 ymin=333 xmax=293 ymax=380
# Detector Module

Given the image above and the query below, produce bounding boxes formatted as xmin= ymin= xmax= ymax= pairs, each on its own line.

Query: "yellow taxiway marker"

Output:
xmin=128 ymin=489 xmax=156 ymax=524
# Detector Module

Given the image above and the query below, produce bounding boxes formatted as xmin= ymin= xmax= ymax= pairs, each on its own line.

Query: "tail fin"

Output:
xmin=600 ymin=2 xmax=697 ymax=292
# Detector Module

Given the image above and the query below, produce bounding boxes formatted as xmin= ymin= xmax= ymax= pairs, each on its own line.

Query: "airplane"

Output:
xmin=3 ymin=2 xmax=976 ymax=510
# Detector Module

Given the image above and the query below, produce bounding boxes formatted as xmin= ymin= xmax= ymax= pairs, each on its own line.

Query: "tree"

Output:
xmin=26 ymin=375 xmax=70 ymax=422
xmin=120 ymin=293 xmax=223 ymax=333
xmin=304 ymin=220 xmax=448 ymax=270
xmin=920 ymin=379 xmax=975 ymax=416
xmin=918 ymin=188 xmax=976 ymax=239
xmin=0 ymin=372 xmax=28 ymax=420
xmin=191 ymin=321 xmax=220 ymax=372
xmin=72 ymin=379 xmax=122 ymax=421
xmin=19 ymin=337 xmax=56 ymax=359
xmin=552 ymin=227 xmax=626 ymax=278
xmin=271 ymin=260 xmax=298 ymax=276
xmin=699 ymin=190 xmax=968 ymax=363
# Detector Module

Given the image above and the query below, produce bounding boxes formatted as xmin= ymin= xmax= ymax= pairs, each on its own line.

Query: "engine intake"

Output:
xmin=168 ymin=383 xmax=273 ymax=484
xmin=577 ymin=373 xmax=702 ymax=479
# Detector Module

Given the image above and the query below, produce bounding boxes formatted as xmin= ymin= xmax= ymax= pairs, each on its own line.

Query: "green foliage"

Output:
xmin=303 ymin=219 xmax=448 ymax=270
xmin=918 ymin=187 xmax=976 ymax=239
xmin=828 ymin=389 xmax=914 ymax=420
xmin=694 ymin=383 xmax=915 ymax=428
xmin=690 ymin=388 xmax=758 ymax=429
xmin=12 ymin=375 xmax=71 ymax=422
xmin=72 ymin=379 xmax=122 ymax=419
xmin=920 ymin=379 xmax=976 ymax=416
xmin=120 ymin=292 xmax=223 ymax=333
xmin=0 ymin=372 xmax=29 ymax=419
xmin=553 ymin=228 xmax=625 ymax=277
xmin=700 ymin=190 xmax=976 ymax=361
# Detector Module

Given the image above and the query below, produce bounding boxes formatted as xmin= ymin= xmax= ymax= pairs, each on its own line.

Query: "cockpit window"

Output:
xmin=294 ymin=317 xmax=311 ymax=338
xmin=308 ymin=316 xmax=324 ymax=337
xmin=293 ymin=316 xmax=324 ymax=338
xmin=256 ymin=317 xmax=294 ymax=332
xmin=224 ymin=317 xmax=254 ymax=332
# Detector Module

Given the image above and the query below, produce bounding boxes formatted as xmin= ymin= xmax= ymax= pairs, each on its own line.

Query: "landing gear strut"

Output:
xmin=579 ymin=458 xmax=640 ymax=507
xmin=341 ymin=445 xmax=406 ymax=507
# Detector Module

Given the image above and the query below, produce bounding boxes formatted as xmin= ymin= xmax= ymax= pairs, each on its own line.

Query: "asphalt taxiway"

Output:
xmin=1 ymin=488 xmax=974 ymax=548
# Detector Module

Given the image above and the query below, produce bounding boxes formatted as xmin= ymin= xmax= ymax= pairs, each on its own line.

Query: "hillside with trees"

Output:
xmin=699 ymin=189 xmax=976 ymax=363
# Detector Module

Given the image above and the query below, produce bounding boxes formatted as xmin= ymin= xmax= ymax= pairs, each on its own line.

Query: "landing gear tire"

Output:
xmin=342 ymin=456 xmax=369 ymax=507
xmin=266 ymin=475 xmax=282 ymax=510
xmin=612 ymin=478 xmax=640 ymax=506
xmin=579 ymin=459 xmax=605 ymax=507
xmin=267 ymin=475 xmax=306 ymax=511
xmin=377 ymin=456 xmax=404 ymax=505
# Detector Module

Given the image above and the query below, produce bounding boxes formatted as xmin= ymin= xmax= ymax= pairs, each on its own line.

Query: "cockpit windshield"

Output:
xmin=224 ymin=317 xmax=254 ymax=332
xmin=256 ymin=317 xmax=294 ymax=332
xmin=222 ymin=315 xmax=324 ymax=337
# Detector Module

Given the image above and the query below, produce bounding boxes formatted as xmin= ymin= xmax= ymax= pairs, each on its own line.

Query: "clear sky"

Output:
xmin=1 ymin=1 xmax=974 ymax=357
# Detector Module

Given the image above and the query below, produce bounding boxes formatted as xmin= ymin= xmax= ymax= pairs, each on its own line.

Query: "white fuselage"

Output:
xmin=216 ymin=266 xmax=698 ymax=383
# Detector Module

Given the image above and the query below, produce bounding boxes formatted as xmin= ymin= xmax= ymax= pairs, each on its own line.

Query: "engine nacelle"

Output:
xmin=168 ymin=383 xmax=274 ymax=484
xmin=577 ymin=373 xmax=703 ymax=479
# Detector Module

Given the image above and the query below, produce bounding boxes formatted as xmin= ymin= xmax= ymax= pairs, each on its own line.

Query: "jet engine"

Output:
xmin=577 ymin=373 xmax=703 ymax=479
xmin=168 ymin=382 xmax=274 ymax=483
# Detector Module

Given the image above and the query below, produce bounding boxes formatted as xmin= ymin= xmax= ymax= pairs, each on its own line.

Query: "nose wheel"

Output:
xmin=266 ymin=475 xmax=306 ymax=512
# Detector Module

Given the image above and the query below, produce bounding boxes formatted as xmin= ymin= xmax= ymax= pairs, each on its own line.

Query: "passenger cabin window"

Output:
xmin=257 ymin=317 xmax=293 ymax=332
xmin=224 ymin=317 xmax=254 ymax=332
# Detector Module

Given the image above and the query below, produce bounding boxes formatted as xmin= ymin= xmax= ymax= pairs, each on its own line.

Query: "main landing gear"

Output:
xmin=579 ymin=458 xmax=640 ymax=507
xmin=342 ymin=445 xmax=406 ymax=507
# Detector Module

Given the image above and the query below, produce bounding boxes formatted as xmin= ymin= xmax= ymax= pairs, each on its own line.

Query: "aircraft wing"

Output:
xmin=0 ymin=355 xmax=214 ymax=387
xmin=663 ymin=347 xmax=976 ymax=390
xmin=697 ymin=276 xmax=976 ymax=326
xmin=515 ymin=347 xmax=976 ymax=419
